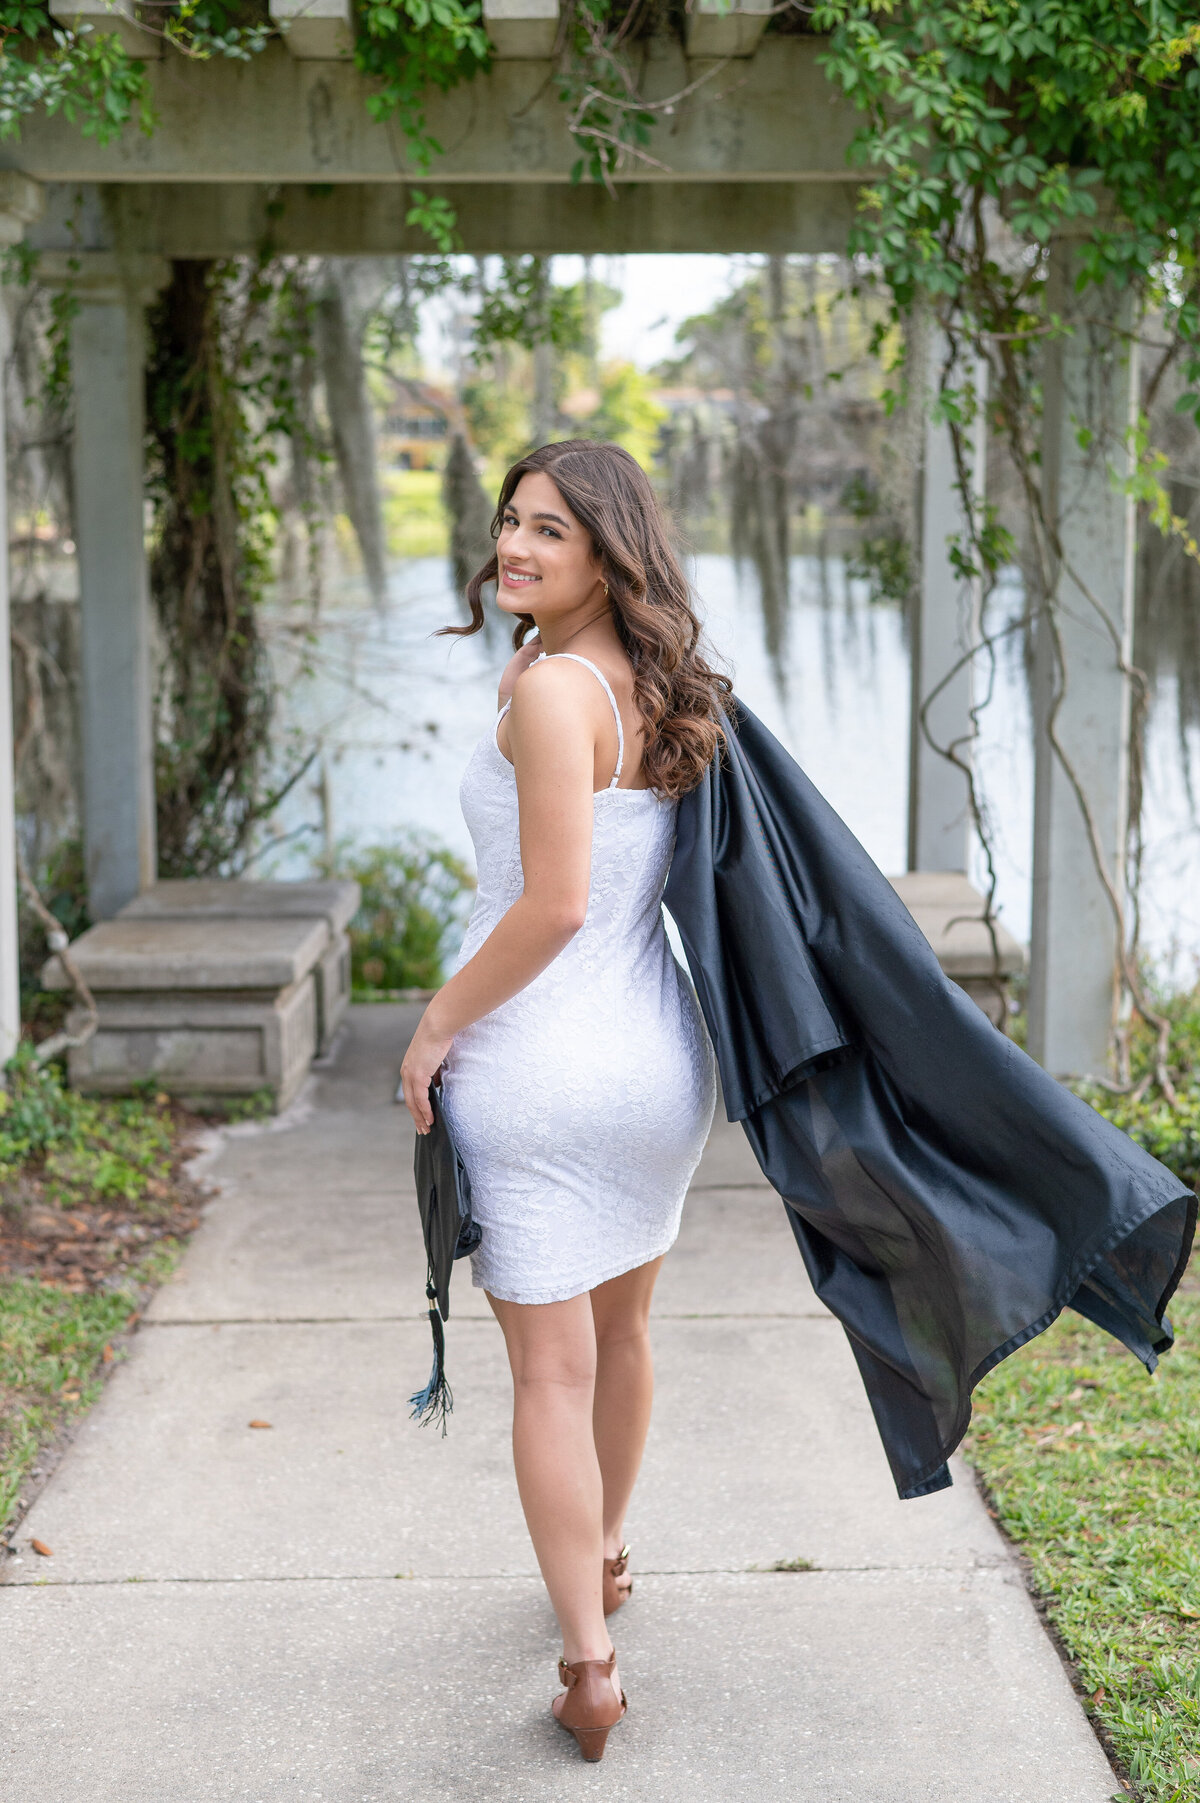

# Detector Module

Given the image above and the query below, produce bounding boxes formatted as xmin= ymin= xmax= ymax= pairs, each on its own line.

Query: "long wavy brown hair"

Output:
xmin=441 ymin=440 xmax=730 ymax=797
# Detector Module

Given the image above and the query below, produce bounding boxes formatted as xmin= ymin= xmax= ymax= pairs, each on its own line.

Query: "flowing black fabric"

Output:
xmin=664 ymin=700 xmax=1196 ymax=1499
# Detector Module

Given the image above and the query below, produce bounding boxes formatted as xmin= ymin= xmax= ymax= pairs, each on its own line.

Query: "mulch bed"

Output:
xmin=0 ymin=1108 xmax=208 ymax=1293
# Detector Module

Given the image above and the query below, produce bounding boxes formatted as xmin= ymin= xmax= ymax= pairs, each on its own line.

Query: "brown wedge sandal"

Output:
xmin=603 ymin=1545 xmax=632 ymax=1616
xmin=554 ymin=1648 xmax=627 ymax=1762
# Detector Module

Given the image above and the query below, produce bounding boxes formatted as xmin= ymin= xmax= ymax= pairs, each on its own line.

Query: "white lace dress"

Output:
xmin=439 ymin=653 xmax=717 ymax=1305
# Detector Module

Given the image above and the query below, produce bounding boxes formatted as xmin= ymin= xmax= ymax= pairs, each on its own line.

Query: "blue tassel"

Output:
xmin=409 ymin=1292 xmax=452 ymax=1435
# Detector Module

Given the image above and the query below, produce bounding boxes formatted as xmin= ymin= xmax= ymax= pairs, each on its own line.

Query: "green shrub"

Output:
xmin=327 ymin=835 xmax=475 ymax=994
xmin=0 ymin=1047 xmax=175 ymax=1210
xmin=1074 ymin=978 xmax=1200 ymax=1193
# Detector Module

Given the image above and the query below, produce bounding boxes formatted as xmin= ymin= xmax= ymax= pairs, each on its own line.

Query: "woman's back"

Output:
xmin=441 ymin=652 xmax=716 ymax=1307
xmin=459 ymin=653 xmax=677 ymax=982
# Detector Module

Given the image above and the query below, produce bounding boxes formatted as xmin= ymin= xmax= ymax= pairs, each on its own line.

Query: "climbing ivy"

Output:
xmin=354 ymin=0 xmax=489 ymax=156
xmin=810 ymin=3 xmax=1200 ymax=499
xmin=353 ymin=0 xmax=490 ymax=251
xmin=0 ymin=2 xmax=152 ymax=141
xmin=0 ymin=0 xmax=274 ymax=142
xmin=811 ymin=3 xmax=1200 ymax=1083
xmin=145 ymin=258 xmax=273 ymax=876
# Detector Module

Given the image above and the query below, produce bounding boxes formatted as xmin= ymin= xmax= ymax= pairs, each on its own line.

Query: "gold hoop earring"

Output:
xmin=603 ymin=581 xmax=610 ymax=598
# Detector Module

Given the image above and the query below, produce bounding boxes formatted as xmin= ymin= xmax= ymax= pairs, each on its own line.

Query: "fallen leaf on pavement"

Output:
xmin=248 ymin=1419 xmax=272 ymax=1430
xmin=31 ymin=1539 xmax=52 ymax=1557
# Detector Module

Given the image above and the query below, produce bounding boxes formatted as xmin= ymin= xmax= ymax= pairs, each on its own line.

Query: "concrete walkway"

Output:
xmin=2 ymin=1006 xmax=1117 ymax=1801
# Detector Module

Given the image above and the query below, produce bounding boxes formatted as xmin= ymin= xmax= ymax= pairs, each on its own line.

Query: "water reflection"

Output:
xmin=264 ymin=552 xmax=1200 ymax=976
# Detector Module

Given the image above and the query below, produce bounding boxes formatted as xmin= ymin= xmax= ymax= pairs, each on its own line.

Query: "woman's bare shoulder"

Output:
xmin=509 ymin=653 xmax=607 ymax=714
xmin=506 ymin=656 xmax=611 ymax=763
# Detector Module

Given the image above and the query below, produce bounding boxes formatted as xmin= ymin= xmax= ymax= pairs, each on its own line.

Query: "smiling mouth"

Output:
xmin=502 ymin=569 xmax=540 ymax=587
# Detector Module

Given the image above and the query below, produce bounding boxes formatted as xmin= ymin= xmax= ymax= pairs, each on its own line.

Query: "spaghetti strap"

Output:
xmin=534 ymin=652 xmax=624 ymax=787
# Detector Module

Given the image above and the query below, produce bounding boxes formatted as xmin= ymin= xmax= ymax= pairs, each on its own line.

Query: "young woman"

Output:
xmin=399 ymin=439 xmax=728 ymax=1761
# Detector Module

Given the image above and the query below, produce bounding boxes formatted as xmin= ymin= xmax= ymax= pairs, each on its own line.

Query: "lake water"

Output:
xmin=264 ymin=553 xmax=1200 ymax=976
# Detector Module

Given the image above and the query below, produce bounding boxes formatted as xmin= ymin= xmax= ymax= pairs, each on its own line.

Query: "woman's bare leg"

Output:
xmin=487 ymin=1290 xmax=615 ymax=1689
xmin=590 ymin=1256 xmax=664 ymax=1597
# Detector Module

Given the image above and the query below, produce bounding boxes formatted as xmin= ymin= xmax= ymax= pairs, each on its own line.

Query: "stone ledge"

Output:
xmin=61 ymin=982 xmax=317 ymax=1109
xmin=889 ymin=871 xmax=1026 ymax=979
xmin=120 ymin=878 xmax=360 ymax=935
xmin=117 ymin=880 xmax=359 ymax=1052
xmin=42 ymin=915 xmax=330 ymax=994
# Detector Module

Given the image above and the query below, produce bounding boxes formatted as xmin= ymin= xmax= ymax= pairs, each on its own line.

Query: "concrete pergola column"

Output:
xmin=908 ymin=336 xmax=988 ymax=874
xmin=42 ymin=251 xmax=167 ymax=920
xmin=0 ymin=175 xmax=45 ymax=1059
xmin=1027 ymin=239 xmax=1138 ymax=1077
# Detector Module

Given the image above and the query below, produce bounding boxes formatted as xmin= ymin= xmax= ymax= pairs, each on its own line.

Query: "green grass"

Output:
xmin=0 ymin=1051 xmax=198 ymax=1538
xmin=198 ymin=1088 xmax=275 ymax=1124
xmin=966 ymin=1266 xmax=1200 ymax=1802
xmin=965 ymin=978 xmax=1200 ymax=1800
xmin=0 ymin=1241 xmax=183 ymax=1533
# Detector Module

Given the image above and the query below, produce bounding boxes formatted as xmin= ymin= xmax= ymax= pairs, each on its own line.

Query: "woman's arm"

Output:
xmin=400 ymin=657 xmax=600 ymax=1132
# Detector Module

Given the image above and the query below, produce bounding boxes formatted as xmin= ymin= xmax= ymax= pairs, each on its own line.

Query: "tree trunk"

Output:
xmin=314 ymin=262 xmax=388 ymax=609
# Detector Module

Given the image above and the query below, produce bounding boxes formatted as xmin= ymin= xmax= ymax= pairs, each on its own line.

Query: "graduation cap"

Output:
xmin=409 ymin=1081 xmax=480 ymax=1433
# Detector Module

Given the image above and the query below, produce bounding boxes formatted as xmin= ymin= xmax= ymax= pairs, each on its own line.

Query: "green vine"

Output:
xmin=812 ymin=2 xmax=1200 ymax=1084
xmin=354 ymin=0 xmax=490 ymax=251
xmin=811 ymin=4 xmax=1200 ymax=483
xmin=0 ymin=3 xmax=153 ymax=141
xmin=0 ymin=0 xmax=277 ymax=143
xmin=145 ymin=256 xmax=320 ymax=876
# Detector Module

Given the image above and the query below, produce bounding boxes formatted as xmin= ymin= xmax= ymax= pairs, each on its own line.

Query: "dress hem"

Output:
xmin=471 ymin=1234 xmax=681 ymax=1307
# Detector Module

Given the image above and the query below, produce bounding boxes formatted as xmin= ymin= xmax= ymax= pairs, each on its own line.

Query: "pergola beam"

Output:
xmin=686 ymin=0 xmax=770 ymax=58
xmin=0 ymin=39 xmax=856 ymax=186
xmin=29 ymin=177 xmax=861 ymax=257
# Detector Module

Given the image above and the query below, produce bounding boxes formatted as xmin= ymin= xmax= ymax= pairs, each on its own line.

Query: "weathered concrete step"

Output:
xmin=118 ymin=877 xmax=359 ymax=1054
xmin=121 ymin=879 xmax=359 ymax=934
xmin=889 ymin=870 xmax=1026 ymax=1023
xmin=41 ymin=880 xmax=363 ymax=1104
xmin=43 ymin=915 xmax=329 ymax=992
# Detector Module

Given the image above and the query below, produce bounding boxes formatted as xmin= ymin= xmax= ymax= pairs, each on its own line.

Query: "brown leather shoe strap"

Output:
xmin=559 ymin=1648 xmax=616 ymax=1687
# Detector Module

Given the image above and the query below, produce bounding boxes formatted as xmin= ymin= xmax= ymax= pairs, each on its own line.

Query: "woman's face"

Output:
xmin=495 ymin=471 xmax=604 ymax=623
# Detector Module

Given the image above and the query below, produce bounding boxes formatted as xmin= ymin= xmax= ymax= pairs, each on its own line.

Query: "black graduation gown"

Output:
xmin=663 ymin=700 xmax=1196 ymax=1499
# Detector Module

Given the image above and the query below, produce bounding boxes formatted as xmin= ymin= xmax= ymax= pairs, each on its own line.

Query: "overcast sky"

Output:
xmin=418 ymin=254 xmax=748 ymax=377
xmin=589 ymin=254 xmax=744 ymax=365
